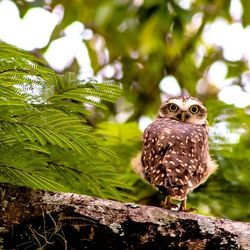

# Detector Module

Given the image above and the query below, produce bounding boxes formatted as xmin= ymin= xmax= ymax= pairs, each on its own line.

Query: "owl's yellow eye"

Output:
xmin=189 ymin=105 xmax=200 ymax=114
xmin=169 ymin=103 xmax=178 ymax=112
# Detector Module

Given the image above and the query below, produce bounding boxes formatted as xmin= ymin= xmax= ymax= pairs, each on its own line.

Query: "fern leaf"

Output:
xmin=0 ymin=41 xmax=133 ymax=201
xmin=0 ymin=165 xmax=63 ymax=191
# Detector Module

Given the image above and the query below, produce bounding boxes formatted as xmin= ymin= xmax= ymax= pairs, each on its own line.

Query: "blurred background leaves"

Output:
xmin=0 ymin=0 xmax=250 ymax=221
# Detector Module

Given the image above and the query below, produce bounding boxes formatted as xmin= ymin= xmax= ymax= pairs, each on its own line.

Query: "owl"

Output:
xmin=133 ymin=96 xmax=217 ymax=211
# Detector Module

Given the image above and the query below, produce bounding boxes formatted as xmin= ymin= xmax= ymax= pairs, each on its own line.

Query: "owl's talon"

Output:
xmin=179 ymin=207 xmax=197 ymax=213
xmin=179 ymin=199 xmax=197 ymax=212
xmin=162 ymin=196 xmax=178 ymax=210
xmin=161 ymin=202 xmax=178 ymax=210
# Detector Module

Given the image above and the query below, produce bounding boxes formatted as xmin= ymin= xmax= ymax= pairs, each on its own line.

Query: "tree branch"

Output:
xmin=1 ymin=183 xmax=250 ymax=249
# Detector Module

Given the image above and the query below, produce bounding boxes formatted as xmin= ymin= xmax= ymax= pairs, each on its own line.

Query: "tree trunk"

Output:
xmin=0 ymin=183 xmax=250 ymax=250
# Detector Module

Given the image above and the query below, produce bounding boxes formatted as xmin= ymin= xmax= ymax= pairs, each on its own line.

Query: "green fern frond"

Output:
xmin=0 ymin=165 xmax=64 ymax=191
xmin=49 ymin=161 xmax=127 ymax=200
xmin=50 ymin=76 xmax=122 ymax=111
xmin=0 ymin=41 xmax=132 ymax=201
xmin=1 ymin=120 xmax=92 ymax=154
xmin=0 ymin=42 xmax=57 ymax=105
xmin=0 ymin=41 xmax=57 ymax=80
xmin=0 ymin=58 xmax=57 ymax=87
xmin=23 ymin=142 xmax=51 ymax=154
xmin=0 ymin=85 xmax=26 ymax=100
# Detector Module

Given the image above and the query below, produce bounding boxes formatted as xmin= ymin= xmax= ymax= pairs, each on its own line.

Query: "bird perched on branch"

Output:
xmin=133 ymin=96 xmax=217 ymax=211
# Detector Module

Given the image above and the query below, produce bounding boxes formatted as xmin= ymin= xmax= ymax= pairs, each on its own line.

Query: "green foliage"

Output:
xmin=97 ymin=122 xmax=150 ymax=201
xmin=189 ymin=100 xmax=250 ymax=221
xmin=0 ymin=41 xmax=136 ymax=200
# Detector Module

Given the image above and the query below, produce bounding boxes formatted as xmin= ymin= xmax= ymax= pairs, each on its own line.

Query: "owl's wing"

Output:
xmin=142 ymin=119 xmax=208 ymax=200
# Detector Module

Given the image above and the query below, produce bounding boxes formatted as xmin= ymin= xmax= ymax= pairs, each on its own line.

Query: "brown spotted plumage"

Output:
xmin=139 ymin=96 xmax=217 ymax=211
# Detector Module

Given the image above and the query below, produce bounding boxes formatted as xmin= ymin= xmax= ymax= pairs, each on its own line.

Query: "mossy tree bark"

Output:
xmin=0 ymin=183 xmax=250 ymax=249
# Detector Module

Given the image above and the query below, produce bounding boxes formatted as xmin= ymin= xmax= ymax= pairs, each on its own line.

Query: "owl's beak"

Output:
xmin=181 ymin=111 xmax=186 ymax=122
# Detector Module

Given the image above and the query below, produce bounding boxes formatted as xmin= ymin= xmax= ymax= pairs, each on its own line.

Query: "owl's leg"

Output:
xmin=164 ymin=196 xmax=172 ymax=209
xmin=179 ymin=198 xmax=187 ymax=211
xmin=179 ymin=198 xmax=196 ymax=212
xmin=163 ymin=196 xmax=178 ymax=210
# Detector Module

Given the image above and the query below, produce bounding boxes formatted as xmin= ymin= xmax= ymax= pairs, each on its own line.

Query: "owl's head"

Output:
xmin=158 ymin=96 xmax=207 ymax=125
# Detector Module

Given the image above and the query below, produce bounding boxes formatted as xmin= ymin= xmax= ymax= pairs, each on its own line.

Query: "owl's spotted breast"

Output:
xmin=141 ymin=118 xmax=208 ymax=200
